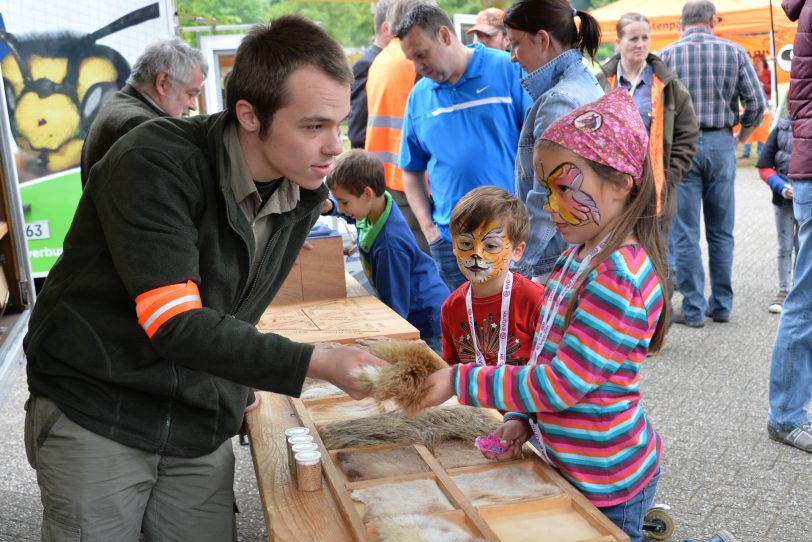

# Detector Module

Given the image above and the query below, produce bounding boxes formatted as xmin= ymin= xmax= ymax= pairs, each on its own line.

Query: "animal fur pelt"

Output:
xmin=375 ymin=514 xmax=485 ymax=542
xmin=318 ymin=406 xmax=501 ymax=451
xmin=300 ymin=377 xmax=345 ymax=400
xmin=351 ymin=479 xmax=454 ymax=522
xmin=451 ymin=465 xmax=561 ymax=507
xmin=354 ymin=340 xmax=449 ymax=414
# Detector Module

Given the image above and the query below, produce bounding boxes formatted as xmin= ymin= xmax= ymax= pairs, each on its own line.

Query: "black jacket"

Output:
xmin=757 ymin=117 xmax=794 ymax=207
xmin=80 ymin=84 xmax=165 ymax=188
xmin=25 ymin=112 xmax=325 ymax=457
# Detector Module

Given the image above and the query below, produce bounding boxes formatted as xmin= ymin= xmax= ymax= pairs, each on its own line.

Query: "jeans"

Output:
xmin=774 ymin=203 xmax=799 ymax=292
xmin=769 ymin=180 xmax=812 ymax=431
xmin=671 ymin=130 xmax=736 ymax=321
xmin=424 ymin=334 xmax=443 ymax=356
xmin=741 ymin=140 xmax=764 ymax=157
xmin=598 ymin=469 xmax=661 ymax=542
xmin=429 ymin=235 xmax=466 ymax=291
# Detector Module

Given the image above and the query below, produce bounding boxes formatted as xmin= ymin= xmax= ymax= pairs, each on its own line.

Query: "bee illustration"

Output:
xmin=0 ymin=3 xmax=160 ymax=180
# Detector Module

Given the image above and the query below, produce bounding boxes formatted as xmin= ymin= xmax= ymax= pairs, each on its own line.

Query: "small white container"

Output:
xmin=295 ymin=450 xmax=322 ymax=492
xmin=291 ymin=442 xmax=319 ymax=456
xmin=287 ymin=435 xmax=314 ymax=480
xmin=283 ymin=427 xmax=310 ymax=439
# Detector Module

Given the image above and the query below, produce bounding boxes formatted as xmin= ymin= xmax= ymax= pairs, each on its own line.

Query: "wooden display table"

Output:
xmin=248 ymin=269 xmax=627 ymax=541
xmin=246 ymin=391 xmax=357 ymax=541
xmin=245 ymin=391 xmax=630 ymax=542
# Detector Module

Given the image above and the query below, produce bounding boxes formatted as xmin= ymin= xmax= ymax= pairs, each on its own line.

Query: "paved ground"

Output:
xmin=1 ymin=164 xmax=810 ymax=542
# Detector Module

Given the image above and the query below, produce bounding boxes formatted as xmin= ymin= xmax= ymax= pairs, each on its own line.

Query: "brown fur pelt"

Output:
xmin=318 ymin=406 xmax=501 ymax=451
xmin=375 ymin=514 xmax=485 ymax=542
xmin=336 ymin=446 xmax=429 ymax=482
xmin=354 ymin=340 xmax=449 ymax=414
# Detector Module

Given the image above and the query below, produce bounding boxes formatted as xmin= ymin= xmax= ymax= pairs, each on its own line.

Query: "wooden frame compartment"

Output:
xmin=283 ymin=394 xmax=630 ymax=542
xmin=330 ymin=443 xmax=432 ymax=484
xmin=478 ymin=498 xmax=618 ymax=542
xmin=448 ymin=459 xmax=564 ymax=508
xmin=366 ymin=509 xmax=487 ymax=541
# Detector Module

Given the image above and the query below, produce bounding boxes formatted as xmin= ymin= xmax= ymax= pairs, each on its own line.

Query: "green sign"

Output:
xmin=19 ymin=170 xmax=82 ymax=277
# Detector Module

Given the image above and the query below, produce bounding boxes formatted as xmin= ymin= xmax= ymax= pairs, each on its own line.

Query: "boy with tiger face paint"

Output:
xmin=454 ymin=221 xmax=516 ymax=286
xmin=440 ymin=186 xmax=545 ymax=367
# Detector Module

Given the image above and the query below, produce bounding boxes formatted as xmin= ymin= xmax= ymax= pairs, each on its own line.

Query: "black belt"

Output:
xmin=700 ymin=126 xmax=732 ymax=132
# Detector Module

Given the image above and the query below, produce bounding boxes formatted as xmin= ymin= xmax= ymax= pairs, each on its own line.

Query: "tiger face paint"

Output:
xmin=453 ymin=222 xmax=514 ymax=284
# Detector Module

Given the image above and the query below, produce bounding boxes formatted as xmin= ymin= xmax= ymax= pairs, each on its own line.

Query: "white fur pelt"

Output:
xmin=300 ymin=377 xmax=345 ymax=400
xmin=451 ymin=465 xmax=561 ymax=507
xmin=351 ymin=479 xmax=454 ymax=522
xmin=318 ymin=406 xmax=501 ymax=451
xmin=375 ymin=514 xmax=485 ymax=542
xmin=353 ymin=341 xmax=448 ymax=414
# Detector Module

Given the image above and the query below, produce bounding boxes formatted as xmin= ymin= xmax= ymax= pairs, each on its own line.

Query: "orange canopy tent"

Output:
xmin=590 ymin=0 xmax=796 ymax=90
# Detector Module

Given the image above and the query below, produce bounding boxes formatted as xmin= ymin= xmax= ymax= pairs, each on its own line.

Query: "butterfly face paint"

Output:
xmin=540 ymin=162 xmax=601 ymax=226
xmin=453 ymin=222 xmax=513 ymax=283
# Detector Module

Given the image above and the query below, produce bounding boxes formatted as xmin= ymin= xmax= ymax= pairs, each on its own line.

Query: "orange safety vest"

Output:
xmin=365 ymin=39 xmax=416 ymax=193
xmin=608 ymin=74 xmax=666 ymax=214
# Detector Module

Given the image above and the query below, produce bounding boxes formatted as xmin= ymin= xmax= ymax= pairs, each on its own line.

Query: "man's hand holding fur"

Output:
xmin=308 ymin=347 xmax=388 ymax=400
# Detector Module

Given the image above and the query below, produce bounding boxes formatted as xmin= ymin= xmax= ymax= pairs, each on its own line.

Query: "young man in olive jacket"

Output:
xmin=23 ymin=16 xmax=387 ymax=540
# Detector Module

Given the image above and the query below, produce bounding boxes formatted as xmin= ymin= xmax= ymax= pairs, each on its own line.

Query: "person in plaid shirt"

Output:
xmin=659 ymin=0 xmax=766 ymax=328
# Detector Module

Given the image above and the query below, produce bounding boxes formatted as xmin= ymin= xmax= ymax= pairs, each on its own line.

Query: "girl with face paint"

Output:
xmin=439 ymin=186 xmax=544 ymax=368
xmin=421 ymin=90 xmax=671 ymax=542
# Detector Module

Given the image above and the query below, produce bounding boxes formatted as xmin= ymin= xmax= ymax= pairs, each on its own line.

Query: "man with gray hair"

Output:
xmin=660 ymin=0 xmax=766 ymax=328
xmin=80 ymin=37 xmax=207 ymax=187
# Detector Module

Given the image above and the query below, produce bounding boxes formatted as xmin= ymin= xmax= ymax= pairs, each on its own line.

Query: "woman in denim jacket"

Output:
xmin=507 ymin=0 xmax=604 ymax=282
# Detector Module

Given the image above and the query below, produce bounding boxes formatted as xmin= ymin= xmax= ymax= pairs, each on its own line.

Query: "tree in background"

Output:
xmin=179 ymin=0 xmax=503 ymax=48
xmin=177 ymin=0 xmax=274 ymax=25
xmin=176 ymin=0 xmax=618 ymax=49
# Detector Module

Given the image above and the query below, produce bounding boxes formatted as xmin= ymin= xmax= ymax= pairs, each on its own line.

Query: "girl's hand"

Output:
xmin=483 ymin=419 xmax=530 ymax=460
xmin=419 ymin=367 xmax=454 ymax=409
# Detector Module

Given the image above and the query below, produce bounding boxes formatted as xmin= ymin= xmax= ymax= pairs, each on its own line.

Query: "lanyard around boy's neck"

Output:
xmin=465 ymin=271 xmax=514 ymax=367
xmin=528 ymin=239 xmax=607 ymax=367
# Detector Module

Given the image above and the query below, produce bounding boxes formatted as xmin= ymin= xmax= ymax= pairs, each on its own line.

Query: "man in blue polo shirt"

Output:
xmin=395 ymin=4 xmax=531 ymax=290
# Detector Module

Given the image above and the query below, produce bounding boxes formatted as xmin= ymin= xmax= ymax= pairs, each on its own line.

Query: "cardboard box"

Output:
xmin=272 ymin=235 xmax=346 ymax=306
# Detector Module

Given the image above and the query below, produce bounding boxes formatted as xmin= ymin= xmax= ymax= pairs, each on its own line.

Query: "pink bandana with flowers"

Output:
xmin=541 ymin=88 xmax=649 ymax=184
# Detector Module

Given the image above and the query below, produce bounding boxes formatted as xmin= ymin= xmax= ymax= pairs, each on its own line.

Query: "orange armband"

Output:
xmin=135 ymin=280 xmax=202 ymax=338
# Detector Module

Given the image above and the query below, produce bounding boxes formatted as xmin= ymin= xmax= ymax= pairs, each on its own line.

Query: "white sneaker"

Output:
xmin=768 ymin=291 xmax=788 ymax=314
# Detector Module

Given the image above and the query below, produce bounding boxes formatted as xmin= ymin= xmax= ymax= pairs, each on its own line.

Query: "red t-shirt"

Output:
xmin=441 ymin=274 xmax=544 ymax=366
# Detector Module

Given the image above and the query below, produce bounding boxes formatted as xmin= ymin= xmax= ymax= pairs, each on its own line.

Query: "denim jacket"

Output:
xmin=513 ymin=49 xmax=603 ymax=277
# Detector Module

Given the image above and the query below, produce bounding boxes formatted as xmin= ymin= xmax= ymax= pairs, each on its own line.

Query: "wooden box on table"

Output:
xmin=271 ymin=234 xmax=346 ymax=306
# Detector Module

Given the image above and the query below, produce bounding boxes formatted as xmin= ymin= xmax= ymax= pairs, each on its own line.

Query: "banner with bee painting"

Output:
xmin=0 ymin=0 xmax=174 ymax=276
